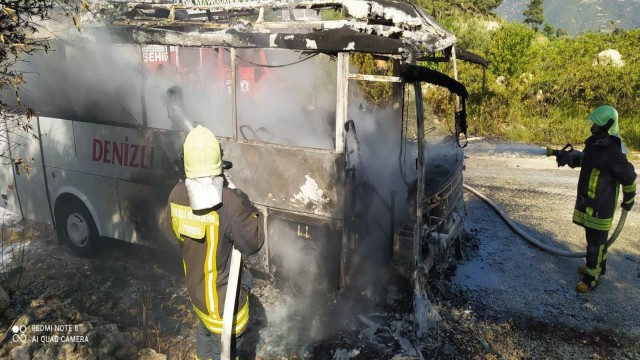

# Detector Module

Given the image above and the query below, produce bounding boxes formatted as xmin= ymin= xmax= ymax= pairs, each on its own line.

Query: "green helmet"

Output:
xmin=183 ymin=125 xmax=222 ymax=178
xmin=588 ymin=105 xmax=619 ymax=135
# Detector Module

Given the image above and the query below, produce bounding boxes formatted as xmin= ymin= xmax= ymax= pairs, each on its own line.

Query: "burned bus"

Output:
xmin=0 ymin=0 xmax=475 ymax=331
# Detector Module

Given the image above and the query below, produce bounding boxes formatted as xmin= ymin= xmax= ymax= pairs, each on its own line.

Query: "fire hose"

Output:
xmin=463 ymin=144 xmax=627 ymax=258
xmin=221 ymin=247 xmax=242 ymax=360
xmin=463 ymin=163 xmax=628 ymax=258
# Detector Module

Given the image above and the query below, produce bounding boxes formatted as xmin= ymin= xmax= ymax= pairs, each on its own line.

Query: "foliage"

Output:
xmin=414 ymin=4 xmax=640 ymax=151
xmin=486 ymin=22 xmax=537 ymax=80
xmin=523 ymin=0 xmax=544 ymax=31
xmin=409 ymin=0 xmax=503 ymax=18
xmin=350 ymin=53 xmax=394 ymax=107
xmin=555 ymin=28 xmax=568 ymax=38
xmin=319 ymin=8 xmax=344 ymax=20
xmin=455 ymin=25 xmax=640 ymax=150
xmin=440 ymin=15 xmax=494 ymax=54
xmin=542 ymin=23 xmax=555 ymax=39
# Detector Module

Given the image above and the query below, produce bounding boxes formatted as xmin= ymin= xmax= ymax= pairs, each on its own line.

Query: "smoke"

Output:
xmin=5 ymin=26 xmax=464 ymax=353
xmin=335 ymin=82 xmax=465 ymax=327
xmin=142 ymin=47 xmax=337 ymax=150
xmin=343 ymin=89 xmax=416 ymax=297
xmin=235 ymin=50 xmax=336 ymax=150
xmin=5 ymin=37 xmax=141 ymax=126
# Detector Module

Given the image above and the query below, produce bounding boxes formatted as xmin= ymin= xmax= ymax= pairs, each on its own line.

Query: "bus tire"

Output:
xmin=56 ymin=198 xmax=100 ymax=258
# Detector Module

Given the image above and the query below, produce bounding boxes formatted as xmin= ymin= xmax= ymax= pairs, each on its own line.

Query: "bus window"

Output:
xmin=5 ymin=42 xmax=144 ymax=128
xmin=64 ymin=43 xmax=144 ymax=127
xmin=1 ymin=44 xmax=67 ymax=117
xmin=236 ymin=49 xmax=336 ymax=150
xmin=143 ymin=45 xmax=179 ymax=130
xmin=143 ymin=46 xmax=233 ymax=137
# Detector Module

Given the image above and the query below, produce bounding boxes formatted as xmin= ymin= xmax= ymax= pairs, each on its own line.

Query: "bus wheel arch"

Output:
xmin=54 ymin=194 xmax=101 ymax=258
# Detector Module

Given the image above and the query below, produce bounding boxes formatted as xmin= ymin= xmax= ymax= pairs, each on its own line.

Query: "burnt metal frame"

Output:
xmin=99 ymin=0 xmax=457 ymax=58
xmin=98 ymin=0 xmax=466 ymax=289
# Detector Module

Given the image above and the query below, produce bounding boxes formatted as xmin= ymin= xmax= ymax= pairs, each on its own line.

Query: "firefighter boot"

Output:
xmin=576 ymin=280 xmax=600 ymax=293
xmin=577 ymin=267 xmax=600 ymax=293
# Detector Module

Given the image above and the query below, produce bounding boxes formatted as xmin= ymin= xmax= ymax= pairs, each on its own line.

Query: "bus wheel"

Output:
xmin=56 ymin=198 xmax=100 ymax=258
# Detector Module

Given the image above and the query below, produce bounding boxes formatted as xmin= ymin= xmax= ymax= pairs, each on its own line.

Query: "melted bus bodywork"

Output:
xmin=0 ymin=0 xmax=473 ymax=336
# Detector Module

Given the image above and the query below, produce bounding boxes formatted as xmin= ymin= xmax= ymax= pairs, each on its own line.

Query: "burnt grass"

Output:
xmin=2 ymin=229 xmax=640 ymax=359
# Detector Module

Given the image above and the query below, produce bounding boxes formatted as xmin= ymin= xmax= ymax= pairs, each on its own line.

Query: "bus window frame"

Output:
xmin=57 ymin=42 xmax=147 ymax=129
xmin=140 ymin=46 xmax=341 ymax=154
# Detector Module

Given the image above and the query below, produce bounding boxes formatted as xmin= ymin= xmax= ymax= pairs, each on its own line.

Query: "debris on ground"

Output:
xmin=1 ymin=161 xmax=640 ymax=360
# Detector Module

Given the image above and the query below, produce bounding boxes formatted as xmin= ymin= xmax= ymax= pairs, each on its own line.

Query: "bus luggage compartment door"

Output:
xmin=267 ymin=210 xmax=340 ymax=296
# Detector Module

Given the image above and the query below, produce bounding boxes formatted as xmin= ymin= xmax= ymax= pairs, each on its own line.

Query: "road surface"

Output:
xmin=453 ymin=139 xmax=640 ymax=337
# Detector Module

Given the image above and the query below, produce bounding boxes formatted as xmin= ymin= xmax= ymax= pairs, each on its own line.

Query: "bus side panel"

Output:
xmin=117 ymin=180 xmax=154 ymax=244
xmin=222 ymin=142 xmax=344 ymax=219
xmin=9 ymin=116 xmax=52 ymax=224
xmin=0 ymin=121 xmax=21 ymax=215
xmin=40 ymin=117 xmax=78 ymax=221
xmin=117 ymin=179 xmax=175 ymax=249
xmin=46 ymin=168 xmax=123 ymax=239
xmin=39 ymin=117 xmax=79 ymax=169
xmin=70 ymin=122 xmax=173 ymax=183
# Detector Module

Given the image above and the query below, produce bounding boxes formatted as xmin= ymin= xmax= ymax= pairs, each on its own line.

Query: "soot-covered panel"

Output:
xmin=222 ymin=141 xmax=345 ymax=219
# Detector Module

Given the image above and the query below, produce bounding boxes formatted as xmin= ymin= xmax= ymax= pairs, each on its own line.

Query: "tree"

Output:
xmin=487 ymin=22 xmax=536 ymax=79
xmin=523 ymin=0 xmax=544 ymax=31
xmin=555 ymin=28 xmax=568 ymax=38
xmin=542 ymin=22 xmax=556 ymax=39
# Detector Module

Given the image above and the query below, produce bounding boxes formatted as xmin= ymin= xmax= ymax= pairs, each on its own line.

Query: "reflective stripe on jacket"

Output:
xmin=168 ymin=182 xmax=264 ymax=335
xmin=573 ymin=135 xmax=636 ymax=231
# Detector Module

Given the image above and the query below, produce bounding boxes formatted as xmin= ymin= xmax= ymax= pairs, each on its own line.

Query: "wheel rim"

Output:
xmin=66 ymin=212 xmax=90 ymax=247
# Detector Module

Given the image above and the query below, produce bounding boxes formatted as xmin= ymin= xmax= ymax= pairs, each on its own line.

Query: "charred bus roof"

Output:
xmin=97 ymin=0 xmax=457 ymax=58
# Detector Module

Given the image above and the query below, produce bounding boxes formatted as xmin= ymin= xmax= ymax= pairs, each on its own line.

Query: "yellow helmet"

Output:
xmin=183 ymin=125 xmax=222 ymax=178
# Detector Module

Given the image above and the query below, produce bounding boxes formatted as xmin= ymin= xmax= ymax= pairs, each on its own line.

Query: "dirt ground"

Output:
xmin=451 ymin=138 xmax=640 ymax=359
xmin=1 ymin=138 xmax=639 ymax=359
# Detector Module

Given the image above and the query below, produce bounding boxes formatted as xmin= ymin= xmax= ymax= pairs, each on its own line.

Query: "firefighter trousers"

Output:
xmin=195 ymin=322 xmax=244 ymax=360
xmin=582 ymin=228 xmax=608 ymax=288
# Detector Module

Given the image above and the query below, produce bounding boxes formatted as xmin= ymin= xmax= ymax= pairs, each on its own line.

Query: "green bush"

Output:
xmin=487 ymin=22 xmax=537 ymax=80
xmin=351 ymin=4 xmax=640 ymax=151
xmin=444 ymin=20 xmax=640 ymax=150
xmin=350 ymin=53 xmax=394 ymax=107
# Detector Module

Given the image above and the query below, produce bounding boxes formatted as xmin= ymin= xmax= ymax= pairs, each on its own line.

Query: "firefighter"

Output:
xmin=556 ymin=105 xmax=636 ymax=293
xmin=168 ymin=125 xmax=264 ymax=359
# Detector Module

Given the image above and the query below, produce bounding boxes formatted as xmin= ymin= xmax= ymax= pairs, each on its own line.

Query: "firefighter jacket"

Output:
xmin=168 ymin=182 xmax=264 ymax=335
xmin=573 ymin=135 xmax=636 ymax=231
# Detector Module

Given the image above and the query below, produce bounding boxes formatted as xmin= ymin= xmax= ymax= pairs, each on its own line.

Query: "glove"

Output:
xmin=567 ymin=150 xmax=583 ymax=168
xmin=621 ymin=197 xmax=634 ymax=211
xmin=555 ymin=151 xmax=569 ymax=167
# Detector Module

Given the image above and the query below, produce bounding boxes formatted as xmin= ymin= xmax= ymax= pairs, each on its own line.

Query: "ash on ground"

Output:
xmin=1 ymin=202 xmax=639 ymax=359
xmin=0 ymin=210 xmax=455 ymax=360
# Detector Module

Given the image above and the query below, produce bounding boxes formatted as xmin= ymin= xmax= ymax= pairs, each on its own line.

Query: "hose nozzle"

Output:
xmin=546 ymin=144 xmax=573 ymax=157
xmin=545 ymin=147 xmax=555 ymax=157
